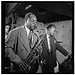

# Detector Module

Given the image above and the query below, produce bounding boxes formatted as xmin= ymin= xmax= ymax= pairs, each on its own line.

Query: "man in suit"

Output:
xmin=41 ymin=24 xmax=71 ymax=73
xmin=5 ymin=12 xmax=40 ymax=73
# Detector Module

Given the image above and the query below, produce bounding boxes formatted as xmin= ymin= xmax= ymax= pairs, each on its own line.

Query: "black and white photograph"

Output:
xmin=2 ymin=1 xmax=74 ymax=74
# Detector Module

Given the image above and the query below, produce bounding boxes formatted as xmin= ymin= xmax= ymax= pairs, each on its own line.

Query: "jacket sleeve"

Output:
xmin=5 ymin=30 xmax=21 ymax=63
xmin=56 ymin=42 xmax=68 ymax=56
xmin=53 ymin=37 xmax=69 ymax=56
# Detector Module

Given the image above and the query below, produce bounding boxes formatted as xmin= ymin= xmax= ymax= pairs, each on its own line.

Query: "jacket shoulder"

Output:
xmin=51 ymin=35 xmax=56 ymax=40
xmin=9 ymin=25 xmax=24 ymax=33
xmin=6 ymin=26 xmax=24 ymax=39
xmin=51 ymin=36 xmax=57 ymax=44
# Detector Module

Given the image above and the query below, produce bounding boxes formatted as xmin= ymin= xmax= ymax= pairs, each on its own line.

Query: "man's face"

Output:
xmin=5 ymin=25 xmax=10 ymax=33
xmin=49 ymin=27 xmax=56 ymax=35
xmin=26 ymin=16 xmax=37 ymax=30
xmin=30 ymin=16 xmax=37 ymax=29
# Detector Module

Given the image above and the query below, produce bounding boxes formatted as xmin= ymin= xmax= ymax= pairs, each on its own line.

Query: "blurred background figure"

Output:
xmin=5 ymin=24 xmax=10 ymax=41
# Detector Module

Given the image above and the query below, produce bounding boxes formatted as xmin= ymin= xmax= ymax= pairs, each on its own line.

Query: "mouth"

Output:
xmin=33 ymin=23 xmax=36 ymax=25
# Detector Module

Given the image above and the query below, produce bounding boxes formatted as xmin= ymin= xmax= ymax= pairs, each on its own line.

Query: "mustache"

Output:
xmin=34 ymin=25 xmax=37 ymax=29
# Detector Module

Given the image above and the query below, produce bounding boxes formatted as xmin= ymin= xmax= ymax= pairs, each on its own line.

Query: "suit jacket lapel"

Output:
xmin=49 ymin=36 xmax=57 ymax=65
xmin=49 ymin=36 xmax=55 ymax=52
xmin=19 ymin=26 xmax=30 ymax=53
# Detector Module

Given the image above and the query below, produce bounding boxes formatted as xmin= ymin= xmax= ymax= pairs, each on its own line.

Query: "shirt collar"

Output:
xmin=25 ymin=25 xmax=30 ymax=36
xmin=47 ymin=34 xmax=50 ymax=38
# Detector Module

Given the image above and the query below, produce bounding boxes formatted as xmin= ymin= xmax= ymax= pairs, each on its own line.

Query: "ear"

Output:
xmin=49 ymin=28 xmax=51 ymax=31
xmin=26 ymin=19 xmax=30 ymax=24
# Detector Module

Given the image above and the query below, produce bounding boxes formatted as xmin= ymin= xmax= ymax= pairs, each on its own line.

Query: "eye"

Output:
xmin=30 ymin=19 xmax=37 ymax=23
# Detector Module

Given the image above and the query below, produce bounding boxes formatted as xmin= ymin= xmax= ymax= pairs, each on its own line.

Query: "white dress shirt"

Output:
xmin=47 ymin=34 xmax=51 ymax=50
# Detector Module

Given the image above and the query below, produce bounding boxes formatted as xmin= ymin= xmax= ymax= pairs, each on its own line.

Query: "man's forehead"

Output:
xmin=32 ymin=17 xmax=37 ymax=21
xmin=5 ymin=25 xmax=10 ymax=28
xmin=52 ymin=27 xmax=56 ymax=29
xmin=49 ymin=27 xmax=55 ymax=29
xmin=30 ymin=15 xmax=37 ymax=20
xmin=49 ymin=27 xmax=56 ymax=32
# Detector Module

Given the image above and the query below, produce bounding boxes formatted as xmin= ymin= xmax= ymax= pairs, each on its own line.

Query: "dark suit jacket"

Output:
xmin=5 ymin=25 xmax=38 ymax=63
xmin=41 ymin=34 xmax=68 ymax=73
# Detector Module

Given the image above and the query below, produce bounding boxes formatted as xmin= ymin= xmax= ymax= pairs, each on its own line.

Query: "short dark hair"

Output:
xmin=47 ymin=24 xmax=56 ymax=30
xmin=25 ymin=12 xmax=36 ymax=22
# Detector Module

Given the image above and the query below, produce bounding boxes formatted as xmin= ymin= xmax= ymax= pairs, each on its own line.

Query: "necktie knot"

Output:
xmin=28 ymin=31 xmax=32 ymax=40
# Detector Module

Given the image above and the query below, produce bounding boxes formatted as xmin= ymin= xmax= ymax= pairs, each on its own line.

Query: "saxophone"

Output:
xmin=17 ymin=34 xmax=46 ymax=73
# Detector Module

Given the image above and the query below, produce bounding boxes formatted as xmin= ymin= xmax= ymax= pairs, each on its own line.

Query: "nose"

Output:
xmin=33 ymin=22 xmax=37 ymax=25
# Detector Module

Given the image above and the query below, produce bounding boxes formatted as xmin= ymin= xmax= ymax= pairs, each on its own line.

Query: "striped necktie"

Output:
xmin=28 ymin=31 xmax=33 ymax=49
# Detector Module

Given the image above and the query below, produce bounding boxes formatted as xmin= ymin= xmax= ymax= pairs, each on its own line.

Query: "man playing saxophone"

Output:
xmin=5 ymin=12 xmax=41 ymax=73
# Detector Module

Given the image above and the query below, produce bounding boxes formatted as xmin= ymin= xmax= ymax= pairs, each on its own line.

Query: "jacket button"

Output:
xmin=21 ymin=49 xmax=23 ymax=51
